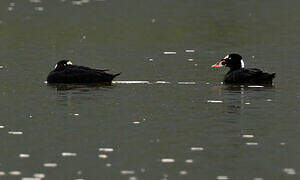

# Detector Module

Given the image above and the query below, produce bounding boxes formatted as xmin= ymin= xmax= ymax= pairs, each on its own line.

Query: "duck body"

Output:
xmin=224 ymin=68 xmax=275 ymax=84
xmin=47 ymin=60 xmax=121 ymax=84
xmin=212 ymin=54 xmax=275 ymax=85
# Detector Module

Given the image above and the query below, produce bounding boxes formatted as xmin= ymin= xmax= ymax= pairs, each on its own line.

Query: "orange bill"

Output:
xmin=211 ymin=60 xmax=225 ymax=68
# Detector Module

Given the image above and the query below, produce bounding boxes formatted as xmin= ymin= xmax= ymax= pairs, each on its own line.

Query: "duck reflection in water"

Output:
xmin=212 ymin=84 xmax=275 ymax=114
xmin=47 ymin=83 xmax=114 ymax=91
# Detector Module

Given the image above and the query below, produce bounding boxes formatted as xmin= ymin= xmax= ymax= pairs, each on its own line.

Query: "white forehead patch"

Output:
xmin=241 ymin=59 xmax=245 ymax=68
xmin=67 ymin=61 xmax=72 ymax=65
xmin=224 ymin=55 xmax=229 ymax=59
xmin=54 ymin=64 xmax=57 ymax=69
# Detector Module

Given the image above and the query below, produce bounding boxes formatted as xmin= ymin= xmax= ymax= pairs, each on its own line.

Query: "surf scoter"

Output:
xmin=46 ymin=60 xmax=121 ymax=84
xmin=211 ymin=53 xmax=275 ymax=84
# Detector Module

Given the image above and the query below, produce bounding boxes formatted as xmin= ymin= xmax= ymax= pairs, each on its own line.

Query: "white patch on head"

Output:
xmin=54 ymin=64 xmax=58 ymax=69
xmin=241 ymin=59 xmax=245 ymax=68
xmin=224 ymin=55 xmax=229 ymax=59
xmin=67 ymin=61 xmax=72 ymax=65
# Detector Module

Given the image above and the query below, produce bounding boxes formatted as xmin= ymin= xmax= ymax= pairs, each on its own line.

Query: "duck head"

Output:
xmin=54 ymin=60 xmax=73 ymax=71
xmin=212 ymin=53 xmax=245 ymax=71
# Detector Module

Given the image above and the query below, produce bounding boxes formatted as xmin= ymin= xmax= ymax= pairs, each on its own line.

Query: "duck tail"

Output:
xmin=271 ymin=73 xmax=276 ymax=79
xmin=113 ymin=72 xmax=121 ymax=78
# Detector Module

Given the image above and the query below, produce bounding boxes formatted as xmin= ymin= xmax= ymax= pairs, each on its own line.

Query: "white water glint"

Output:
xmin=120 ymin=170 xmax=135 ymax=175
xmin=34 ymin=7 xmax=44 ymax=11
xmin=33 ymin=173 xmax=45 ymax=178
xmin=283 ymin=168 xmax=296 ymax=175
xmin=29 ymin=0 xmax=42 ymax=3
xmin=113 ymin=81 xmax=150 ymax=84
xmin=185 ymin=159 xmax=193 ymax=163
xmin=99 ymin=148 xmax=114 ymax=152
xmin=163 ymin=51 xmax=176 ymax=55
xmin=178 ymin=82 xmax=196 ymax=85
xmin=161 ymin=158 xmax=175 ymax=163
xmin=8 ymin=131 xmax=23 ymax=135
xmin=61 ymin=152 xmax=77 ymax=157
xmin=98 ymin=154 xmax=108 ymax=159
xmin=19 ymin=154 xmax=30 ymax=158
xmin=216 ymin=176 xmax=229 ymax=180
xmin=242 ymin=134 xmax=254 ymax=138
xmin=155 ymin=81 xmax=171 ymax=84
xmin=248 ymin=85 xmax=264 ymax=88
xmin=43 ymin=163 xmax=58 ymax=167
xmin=179 ymin=170 xmax=187 ymax=175
xmin=207 ymin=100 xmax=223 ymax=103
xmin=9 ymin=171 xmax=21 ymax=175
xmin=246 ymin=142 xmax=258 ymax=146
xmin=22 ymin=178 xmax=40 ymax=180
xmin=191 ymin=147 xmax=204 ymax=151
xmin=185 ymin=49 xmax=195 ymax=53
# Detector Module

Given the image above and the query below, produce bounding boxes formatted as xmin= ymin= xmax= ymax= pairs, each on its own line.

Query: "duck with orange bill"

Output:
xmin=212 ymin=53 xmax=275 ymax=84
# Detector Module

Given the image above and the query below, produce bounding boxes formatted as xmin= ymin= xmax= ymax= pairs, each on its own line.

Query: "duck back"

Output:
xmin=47 ymin=65 xmax=120 ymax=84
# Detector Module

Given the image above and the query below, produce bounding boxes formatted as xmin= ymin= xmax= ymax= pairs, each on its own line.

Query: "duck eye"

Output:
xmin=221 ymin=61 xmax=226 ymax=65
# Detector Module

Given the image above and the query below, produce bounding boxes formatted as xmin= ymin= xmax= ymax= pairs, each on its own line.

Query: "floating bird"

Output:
xmin=47 ymin=60 xmax=121 ymax=84
xmin=212 ymin=54 xmax=275 ymax=84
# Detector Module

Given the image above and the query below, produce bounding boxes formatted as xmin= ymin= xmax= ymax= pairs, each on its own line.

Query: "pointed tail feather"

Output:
xmin=113 ymin=72 xmax=121 ymax=78
xmin=271 ymin=73 xmax=276 ymax=79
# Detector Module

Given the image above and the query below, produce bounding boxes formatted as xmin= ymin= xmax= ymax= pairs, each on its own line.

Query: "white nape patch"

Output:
xmin=54 ymin=64 xmax=57 ymax=69
xmin=241 ymin=59 xmax=245 ymax=68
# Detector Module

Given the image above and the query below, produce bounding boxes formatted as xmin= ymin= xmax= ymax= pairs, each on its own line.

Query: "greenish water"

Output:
xmin=0 ymin=0 xmax=299 ymax=179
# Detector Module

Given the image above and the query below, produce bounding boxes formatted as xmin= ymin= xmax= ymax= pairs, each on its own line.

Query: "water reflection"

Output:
xmin=212 ymin=84 xmax=275 ymax=114
xmin=47 ymin=83 xmax=114 ymax=91
xmin=47 ymin=83 xmax=115 ymax=104
xmin=223 ymin=84 xmax=274 ymax=91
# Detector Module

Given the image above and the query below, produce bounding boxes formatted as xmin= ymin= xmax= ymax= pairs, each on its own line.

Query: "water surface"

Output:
xmin=0 ymin=0 xmax=299 ymax=179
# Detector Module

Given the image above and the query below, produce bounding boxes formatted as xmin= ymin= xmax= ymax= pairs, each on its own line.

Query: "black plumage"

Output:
xmin=47 ymin=60 xmax=121 ymax=84
xmin=212 ymin=54 xmax=275 ymax=84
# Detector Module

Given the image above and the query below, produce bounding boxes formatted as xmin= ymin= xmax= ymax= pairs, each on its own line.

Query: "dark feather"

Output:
xmin=47 ymin=64 xmax=120 ymax=84
xmin=224 ymin=68 xmax=275 ymax=84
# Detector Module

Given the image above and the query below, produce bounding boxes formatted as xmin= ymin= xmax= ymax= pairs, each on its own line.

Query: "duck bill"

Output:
xmin=211 ymin=60 xmax=225 ymax=68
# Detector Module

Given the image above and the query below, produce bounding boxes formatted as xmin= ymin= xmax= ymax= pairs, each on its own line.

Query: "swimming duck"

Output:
xmin=212 ymin=54 xmax=275 ymax=84
xmin=47 ymin=60 xmax=121 ymax=84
